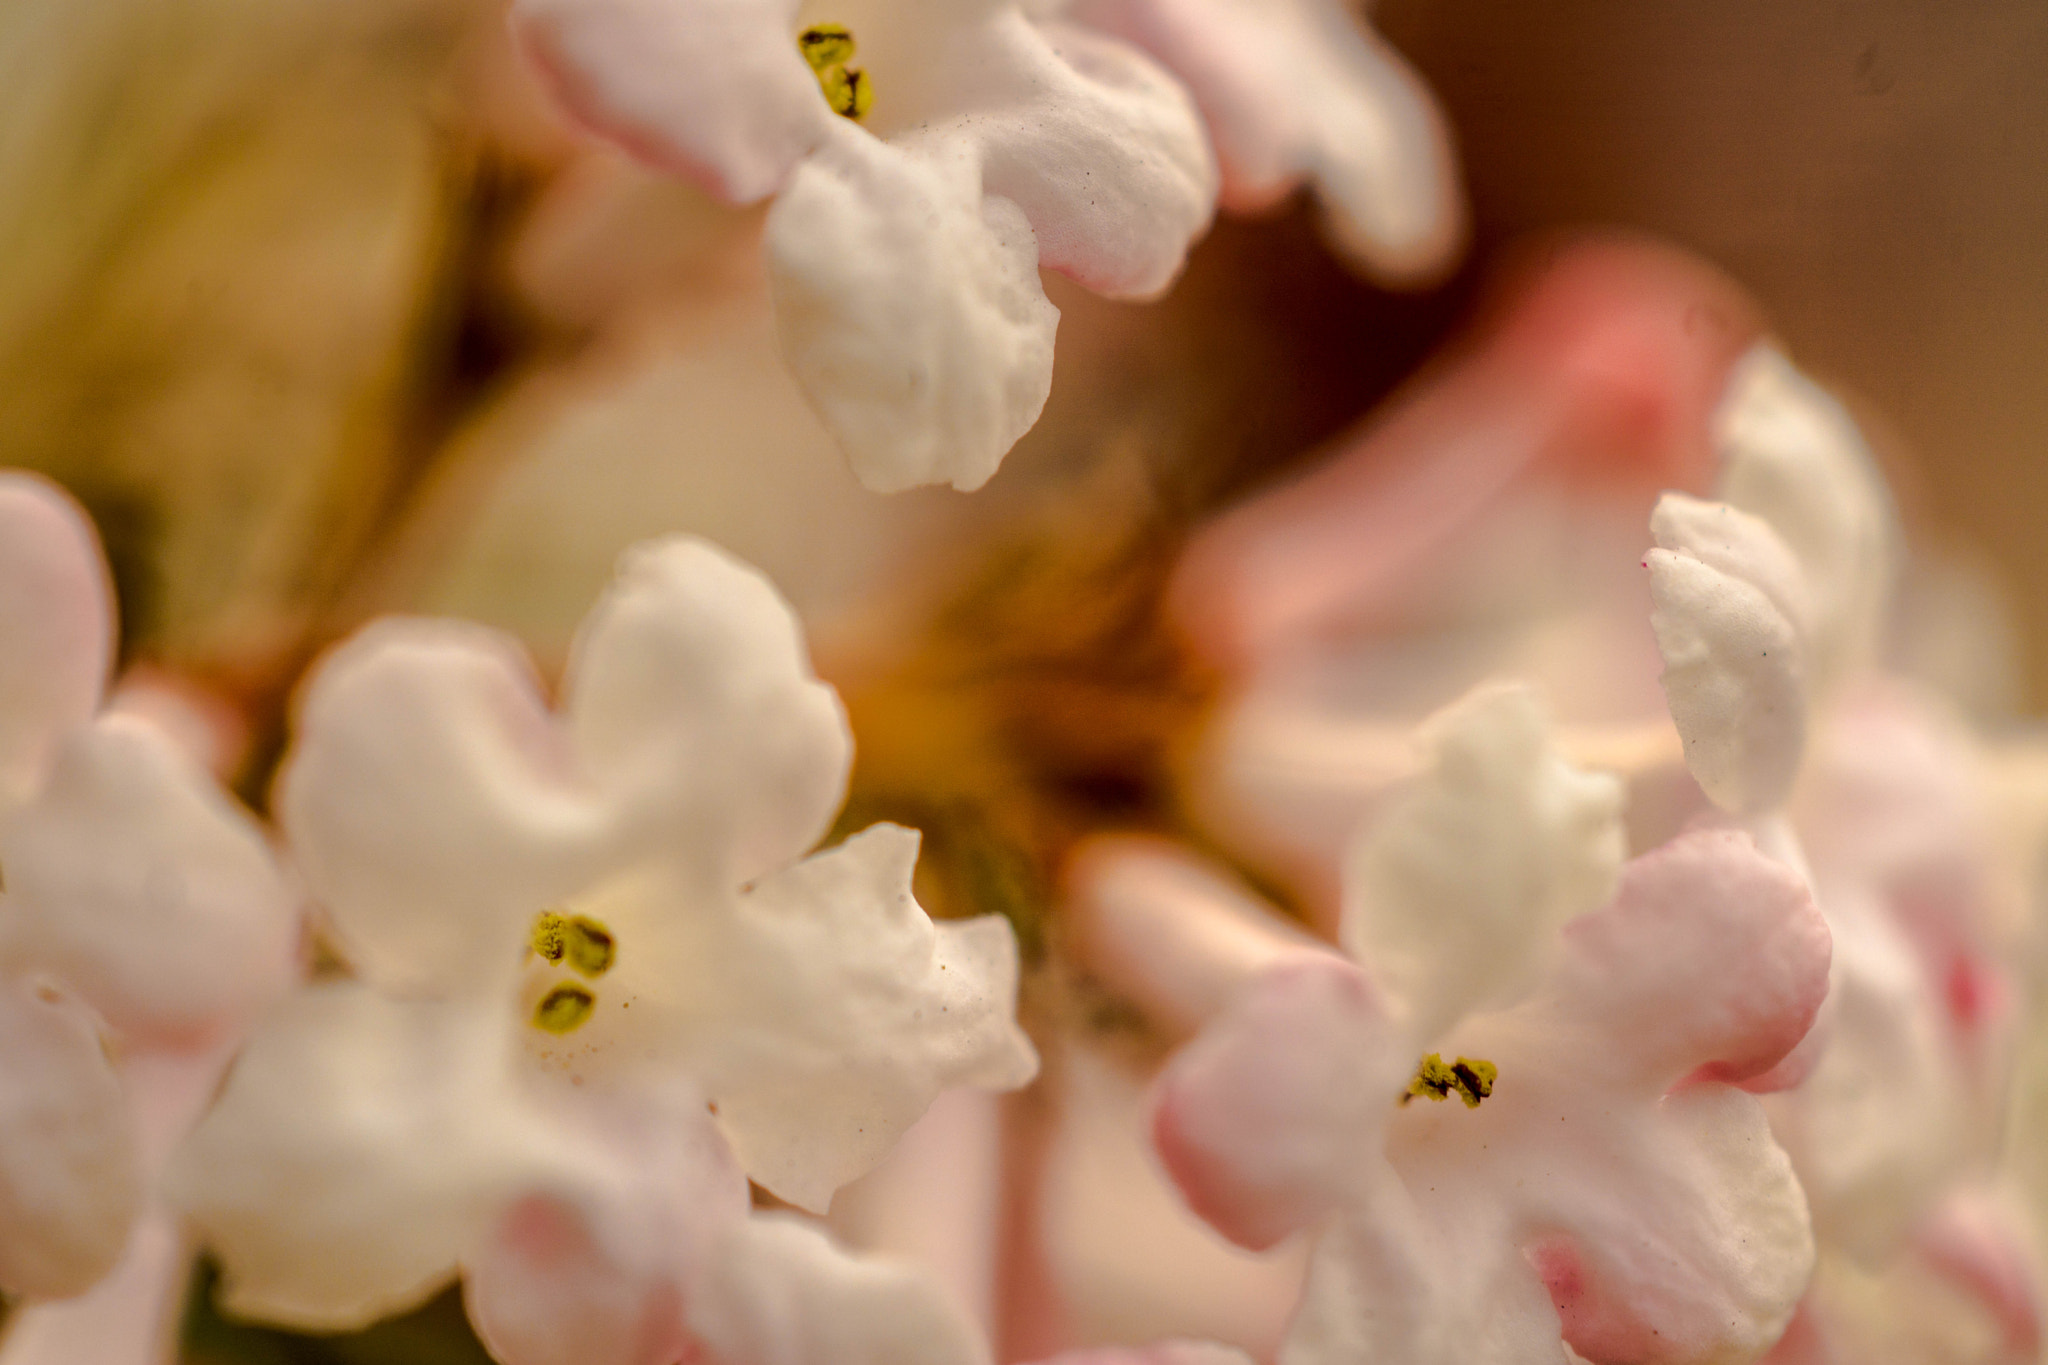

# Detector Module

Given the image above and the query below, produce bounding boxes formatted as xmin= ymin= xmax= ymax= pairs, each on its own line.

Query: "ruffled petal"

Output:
xmin=165 ymin=984 xmax=544 ymax=1330
xmin=565 ymin=536 xmax=851 ymax=887
xmin=511 ymin=0 xmax=829 ymax=203
xmin=964 ymin=16 xmax=1216 ymax=298
xmin=1071 ymin=0 xmax=1458 ymax=280
xmin=1647 ymin=536 xmax=1807 ymax=817
xmin=672 ymin=824 xmax=1036 ymax=1211
xmin=1031 ymin=1344 xmax=1254 ymax=1365
xmin=1152 ymin=954 xmax=1403 ymax=1250
xmin=0 ymin=714 xmax=295 ymax=1045
xmin=1339 ymin=683 xmax=1624 ymax=1041
xmin=1540 ymin=829 xmax=1830 ymax=1093
xmin=0 ymin=978 xmax=140 ymax=1300
xmin=689 ymin=1215 xmax=993 ymax=1365
xmin=766 ymin=124 xmax=1059 ymax=493
xmin=465 ymin=1082 xmax=750 ymax=1365
xmin=1712 ymin=345 xmax=1898 ymax=697
xmin=0 ymin=474 xmax=110 ymax=811
xmin=279 ymin=620 xmax=607 ymax=996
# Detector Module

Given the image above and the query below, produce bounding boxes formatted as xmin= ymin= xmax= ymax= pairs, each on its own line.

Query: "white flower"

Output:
xmin=0 ymin=472 xmax=296 ymax=1301
xmin=1076 ymin=685 xmax=1829 ymax=1365
xmin=1066 ymin=0 xmax=1462 ymax=279
xmin=513 ymin=0 xmax=1217 ymax=492
xmin=167 ymin=535 xmax=1038 ymax=1359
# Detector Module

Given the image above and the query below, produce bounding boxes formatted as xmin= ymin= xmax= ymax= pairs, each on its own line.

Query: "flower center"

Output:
xmin=798 ymin=24 xmax=873 ymax=121
xmin=528 ymin=910 xmax=616 ymax=1033
xmin=1402 ymin=1053 xmax=1498 ymax=1108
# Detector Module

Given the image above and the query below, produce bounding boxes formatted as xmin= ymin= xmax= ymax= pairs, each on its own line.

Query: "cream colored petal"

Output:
xmin=564 ymin=536 xmax=851 ymax=887
xmin=1339 ymin=683 xmax=1623 ymax=1042
xmin=165 ymin=984 xmax=541 ymax=1330
xmin=689 ymin=1215 xmax=994 ymax=1365
xmin=0 ymin=977 xmax=140 ymax=1301
xmin=672 ymin=824 xmax=1037 ymax=1212
xmin=513 ymin=0 xmax=830 ymax=204
xmin=278 ymin=620 xmax=607 ymax=996
xmin=766 ymin=125 xmax=1058 ymax=493
xmin=1713 ymin=344 xmax=1899 ymax=698
xmin=0 ymin=714 xmax=295 ymax=1045
xmin=1647 ymin=543 xmax=1807 ymax=816
xmin=0 ymin=474 xmax=110 ymax=811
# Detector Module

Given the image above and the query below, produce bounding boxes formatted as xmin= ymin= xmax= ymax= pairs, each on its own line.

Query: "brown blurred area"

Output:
xmin=1379 ymin=0 xmax=2048 ymax=706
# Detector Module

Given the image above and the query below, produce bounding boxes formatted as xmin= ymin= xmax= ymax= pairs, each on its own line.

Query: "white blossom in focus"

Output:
xmin=167 ymin=535 xmax=1038 ymax=1364
xmin=511 ymin=0 xmax=1217 ymax=493
xmin=1134 ymin=685 xmax=1829 ymax=1365
xmin=0 ymin=472 xmax=296 ymax=1302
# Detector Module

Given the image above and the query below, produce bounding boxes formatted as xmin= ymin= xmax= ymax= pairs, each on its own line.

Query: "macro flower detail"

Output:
xmin=0 ymin=473 xmax=296 ymax=1302
xmin=513 ymin=0 xmax=1218 ymax=493
xmin=166 ymin=535 xmax=1038 ymax=1347
xmin=1082 ymin=684 xmax=1831 ymax=1364
xmin=1068 ymin=0 xmax=1462 ymax=279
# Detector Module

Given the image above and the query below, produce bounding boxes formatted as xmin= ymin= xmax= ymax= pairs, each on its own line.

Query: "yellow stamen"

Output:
xmin=533 ymin=984 xmax=596 ymax=1034
xmin=1403 ymin=1053 xmax=1499 ymax=1108
xmin=530 ymin=911 xmax=616 ymax=978
xmin=798 ymin=25 xmax=873 ymax=120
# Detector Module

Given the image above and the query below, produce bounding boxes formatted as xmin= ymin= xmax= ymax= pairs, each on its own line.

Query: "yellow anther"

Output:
xmin=1403 ymin=1053 xmax=1499 ymax=1109
xmin=530 ymin=911 xmax=616 ymax=978
xmin=797 ymin=25 xmax=872 ymax=120
xmin=798 ymin=24 xmax=856 ymax=69
xmin=533 ymin=984 xmax=596 ymax=1034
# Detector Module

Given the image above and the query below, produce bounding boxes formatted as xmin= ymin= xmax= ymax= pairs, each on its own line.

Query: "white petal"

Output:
xmin=1713 ymin=344 xmax=1898 ymax=697
xmin=676 ymin=824 xmax=1037 ymax=1212
xmin=966 ymin=17 xmax=1216 ymax=299
xmin=511 ymin=0 xmax=829 ymax=203
xmin=565 ymin=536 xmax=851 ymax=887
xmin=0 ymin=978 xmax=140 ymax=1300
xmin=465 ymin=1082 xmax=750 ymax=1365
xmin=0 ymin=714 xmax=295 ymax=1045
xmin=689 ymin=1215 xmax=993 ymax=1365
xmin=279 ymin=620 xmax=608 ymax=996
xmin=1647 ymin=544 xmax=1807 ymax=815
xmin=1339 ymin=683 xmax=1623 ymax=1041
xmin=0 ymin=474 xmax=110 ymax=811
xmin=1650 ymin=492 xmax=1814 ymax=644
xmin=165 ymin=984 xmax=543 ymax=1330
xmin=766 ymin=124 xmax=1058 ymax=493
xmin=1072 ymin=0 xmax=1459 ymax=280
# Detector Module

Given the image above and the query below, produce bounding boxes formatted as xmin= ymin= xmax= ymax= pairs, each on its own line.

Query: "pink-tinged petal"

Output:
xmin=1071 ymin=0 xmax=1457 ymax=281
xmin=1170 ymin=236 xmax=1761 ymax=670
xmin=1911 ymin=1191 xmax=2044 ymax=1364
xmin=1544 ymin=829 xmax=1829 ymax=1092
xmin=1340 ymin=683 xmax=1623 ymax=1042
xmin=1153 ymin=955 xmax=1402 ymax=1251
xmin=0 ymin=1209 xmax=184 ymax=1365
xmin=1713 ymin=345 xmax=1898 ymax=699
xmin=164 ymin=985 xmax=546 ymax=1330
xmin=1647 ymin=542 xmax=1807 ymax=817
xmin=1063 ymin=835 xmax=1330 ymax=1039
xmin=0 ymin=714 xmax=296 ymax=1046
xmin=0 ymin=978 xmax=141 ymax=1300
xmin=466 ymin=1084 xmax=749 ymax=1365
xmin=965 ymin=17 xmax=1216 ymax=299
xmin=279 ymin=620 xmax=608 ymax=997
xmin=1031 ymin=1342 xmax=1253 ymax=1365
xmin=765 ymin=125 xmax=1059 ymax=493
xmin=0 ymin=474 xmax=110 ymax=810
xmin=689 ymin=1215 xmax=992 ymax=1365
xmin=666 ymin=824 xmax=1035 ymax=1213
xmin=511 ymin=0 xmax=829 ymax=204
xmin=565 ymin=536 xmax=851 ymax=887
